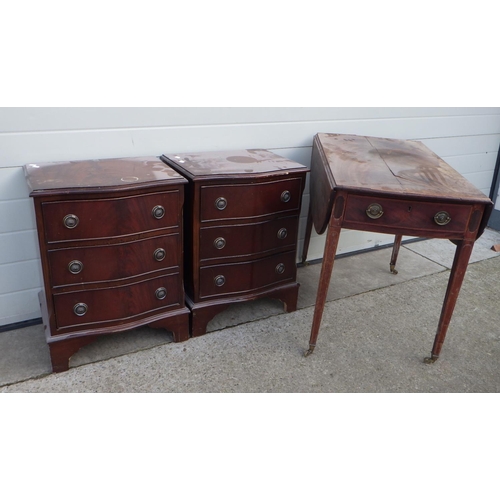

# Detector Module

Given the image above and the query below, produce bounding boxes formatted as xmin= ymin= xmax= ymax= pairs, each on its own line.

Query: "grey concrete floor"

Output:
xmin=1 ymin=229 xmax=499 ymax=392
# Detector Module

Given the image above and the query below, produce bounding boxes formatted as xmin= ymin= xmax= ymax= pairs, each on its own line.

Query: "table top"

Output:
xmin=24 ymin=156 xmax=186 ymax=195
xmin=161 ymin=149 xmax=308 ymax=180
xmin=310 ymin=133 xmax=493 ymax=234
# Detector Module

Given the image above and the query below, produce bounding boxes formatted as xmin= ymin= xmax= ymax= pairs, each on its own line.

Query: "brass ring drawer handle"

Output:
xmin=63 ymin=214 xmax=79 ymax=229
xmin=68 ymin=260 xmax=83 ymax=274
xmin=277 ymin=228 xmax=288 ymax=240
xmin=73 ymin=303 xmax=88 ymax=316
xmin=154 ymin=248 xmax=166 ymax=261
xmin=215 ymin=197 xmax=227 ymax=210
xmin=152 ymin=205 xmax=165 ymax=219
xmin=275 ymin=263 xmax=286 ymax=274
xmin=155 ymin=287 xmax=167 ymax=300
xmin=214 ymin=237 xmax=226 ymax=249
xmin=281 ymin=191 xmax=291 ymax=203
xmin=434 ymin=211 xmax=451 ymax=226
xmin=366 ymin=203 xmax=384 ymax=219
xmin=214 ymin=275 xmax=226 ymax=287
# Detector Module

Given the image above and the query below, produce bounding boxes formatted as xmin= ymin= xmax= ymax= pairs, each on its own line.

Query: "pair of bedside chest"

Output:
xmin=24 ymin=151 xmax=308 ymax=372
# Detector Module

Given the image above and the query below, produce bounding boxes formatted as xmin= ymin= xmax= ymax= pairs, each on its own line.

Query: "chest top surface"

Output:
xmin=161 ymin=149 xmax=309 ymax=179
xmin=314 ymin=133 xmax=490 ymax=202
xmin=24 ymin=156 xmax=186 ymax=194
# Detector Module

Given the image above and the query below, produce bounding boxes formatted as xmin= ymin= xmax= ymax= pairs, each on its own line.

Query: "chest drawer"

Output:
xmin=42 ymin=190 xmax=182 ymax=243
xmin=199 ymin=251 xmax=296 ymax=299
xmin=200 ymin=177 xmax=303 ymax=222
xmin=344 ymin=194 xmax=472 ymax=236
xmin=199 ymin=216 xmax=298 ymax=261
xmin=48 ymin=233 xmax=181 ymax=287
xmin=53 ymin=273 xmax=182 ymax=330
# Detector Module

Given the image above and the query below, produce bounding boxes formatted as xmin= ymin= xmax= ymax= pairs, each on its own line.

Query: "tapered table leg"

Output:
xmin=390 ymin=235 xmax=403 ymax=274
xmin=305 ymin=216 xmax=342 ymax=356
xmin=301 ymin=205 xmax=314 ymax=264
xmin=424 ymin=239 xmax=475 ymax=364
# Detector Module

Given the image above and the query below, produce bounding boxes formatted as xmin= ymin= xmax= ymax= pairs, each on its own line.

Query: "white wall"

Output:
xmin=1 ymin=107 xmax=500 ymax=326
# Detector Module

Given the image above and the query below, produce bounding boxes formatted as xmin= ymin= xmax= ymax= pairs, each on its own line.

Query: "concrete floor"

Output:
xmin=1 ymin=229 xmax=499 ymax=392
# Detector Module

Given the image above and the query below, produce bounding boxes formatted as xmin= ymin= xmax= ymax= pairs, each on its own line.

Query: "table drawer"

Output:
xmin=344 ymin=194 xmax=472 ymax=235
xmin=48 ymin=233 xmax=181 ymax=287
xmin=199 ymin=251 xmax=296 ymax=299
xmin=200 ymin=177 xmax=303 ymax=221
xmin=42 ymin=190 xmax=182 ymax=242
xmin=199 ymin=216 xmax=298 ymax=261
xmin=53 ymin=273 xmax=182 ymax=330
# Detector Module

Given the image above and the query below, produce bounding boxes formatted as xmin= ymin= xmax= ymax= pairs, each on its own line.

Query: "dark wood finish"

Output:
xmin=305 ymin=211 xmax=343 ymax=355
xmin=48 ymin=233 xmax=180 ymax=286
xmin=161 ymin=150 xmax=308 ymax=337
xmin=301 ymin=208 xmax=314 ymax=264
xmin=303 ymin=133 xmax=493 ymax=362
xmin=199 ymin=251 xmax=297 ymax=299
xmin=199 ymin=216 xmax=298 ymax=261
xmin=25 ymin=157 xmax=190 ymax=372
xmin=187 ymin=283 xmax=300 ymax=338
xmin=389 ymin=235 xmax=403 ymax=274
xmin=25 ymin=156 xmax=182 ymax=191
xmin=343 ymin=194 xmax=471 ymax=236
xmin=200 ymin=177 xmax=303 ymax=221
xmin=52 ymin=273 xmax=182 ymax=329
xmin=48 ymin=334 xmax=98 ymax=373
xmin=42 ymin=190 xmax=181 ymax=242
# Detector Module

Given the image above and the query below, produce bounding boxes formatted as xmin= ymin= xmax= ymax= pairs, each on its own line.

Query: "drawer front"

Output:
xmin=344 ymin=194 xmax=472 ymax=235
xmin=199 ymin=216 xmax=298 ymax=261
xmin=53 ymin=273 xmax=182 ymax=330
xmin=48 ymin=234 xmax=181 ymax=287
xmin=200 ymin=177 xmax=303 ymax=221
xmin=199 ymin=251 xmax=296 ymax=299
xmin=42 ymin=190 xmax=182 ymax=242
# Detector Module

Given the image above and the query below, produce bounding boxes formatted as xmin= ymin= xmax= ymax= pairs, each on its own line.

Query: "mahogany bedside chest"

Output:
xmin=161 ymin=149 xmax=309 ymax=337
xmin=24 ymin=157 xmax=190 ymax=372
xmin=302 ymin=133 xmax=493 ymax=363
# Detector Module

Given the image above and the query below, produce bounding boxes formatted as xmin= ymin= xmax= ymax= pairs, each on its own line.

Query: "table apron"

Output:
xmin=340 ymin=220 xmax=468 ymax=239
xmin=341 ymin=193 xmax=476 ymax=239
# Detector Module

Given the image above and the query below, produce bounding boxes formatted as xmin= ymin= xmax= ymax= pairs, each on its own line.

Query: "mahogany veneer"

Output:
xmin=161 ymin=149 xmax=309 ymax=337
xmin=302 ymin=133 xmax=494 ymax=362
xmin=24 ymin=157 xmax=190 ymax=372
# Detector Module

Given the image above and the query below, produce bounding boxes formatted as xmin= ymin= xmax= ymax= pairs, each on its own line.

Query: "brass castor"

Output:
xmin=304 ymin=346 xmax=315 ymax=357
xmin=423 ymin=355 xmax=439 ymax=364
xmin=390 ymin=264 xmax=398 ymax=275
